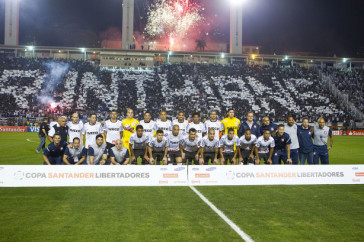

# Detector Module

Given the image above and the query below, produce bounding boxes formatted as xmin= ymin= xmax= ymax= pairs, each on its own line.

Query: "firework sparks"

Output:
xmin=144 ymin=0 xmax=203 ymax=40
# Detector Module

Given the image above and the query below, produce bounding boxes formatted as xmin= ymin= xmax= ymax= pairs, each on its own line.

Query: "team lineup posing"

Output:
xmin=41 ymin=108 xmax=334 ymax=166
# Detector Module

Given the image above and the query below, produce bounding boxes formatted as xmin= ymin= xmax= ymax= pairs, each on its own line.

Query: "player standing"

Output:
xmin=67 ymin=113 xmax=84 ymax=144
xmin=297 ymin=118 xmax=314 ymax=165
xmin=139 ymin=111 xmax=155 ymax=139
xmin=284 ymin=116 xmax=300 ymax=165
xmin=238 ymin=111 xmax=260 ymax=138
xmin=221 ymin=109 xmax=240 ymax=135
xmin=172 ymin=111 xmax=189 ymax=136
xmin=121 ymin=109 xmax=139 ymax=150
xmin=272 ymin=124 xmax=292 ymax=165
xmin=202 ymin=110 xmax=222 ymax=140
xmin=259 ymin=116 xmax=278 ymax=136
xmin=153 ymin=110 xmax=172 ymax=137
xmin=48 ymin=116 xmax=69 ymax=143
xmin=104 ymin=110 xmax=124 ymax=151
xmin=186 ymin=113 xmax=204 ymax=139
xmin=312 ymin=118 xmax=333 ymax=165
xmin=81 ymin=114 xmax=103 ymax=149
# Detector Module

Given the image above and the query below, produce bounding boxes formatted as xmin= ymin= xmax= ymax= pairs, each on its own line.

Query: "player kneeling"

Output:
xmin=62 ymin=137 xmax=87 ymax=165
xmin=147 ymin=130 xmax=168 ymax=165
xmin=180 ymin=128 xmax=201 ymax=165
xmin=255 ymin=130 xmax=275 ymax=165
xmin=109 ymin=139 xmax=129 ymax=165
xmin=199 ymin=129 xmax=219 ymax=165
xmin=238 ymin=129 xmax=257 ymax=165
xmin=219 ymin=128 xmax=239 ymax=165
xmin=129 ymin=125 xmax=151 ymax=165
xmin=87 ymin=134 xmax=108 ymax=165
xmin=43 ymin=133 xmax=67 ymax=165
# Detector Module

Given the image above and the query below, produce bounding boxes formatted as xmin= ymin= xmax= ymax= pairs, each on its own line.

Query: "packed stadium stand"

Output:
xmin=0 ymin=56 xmax=363 ymax=124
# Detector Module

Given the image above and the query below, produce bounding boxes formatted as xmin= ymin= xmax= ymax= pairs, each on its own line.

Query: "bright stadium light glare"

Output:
xmin=343 ymin=58 xmax=347 ymax=63
xmin=221 ymin=53 xmax=225 ymax=58
xmin=168 ymin=51 xmax=173 ymax=55
xmin=229 ymin=0 xmax=246 ymax=6
xmin=80 ymin=48 xmax=86 ymax=53
xmin=27 ymin=46 xmax=34 ymax=51
xmin=285 ymin=56 xmax=289 ymax=60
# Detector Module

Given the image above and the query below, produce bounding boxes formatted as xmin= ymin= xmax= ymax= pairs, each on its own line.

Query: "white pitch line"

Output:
xmin=26 ymin=139 xmax=38 ymax=143
xmin=189 ymin=186 xmax=254 ymax=242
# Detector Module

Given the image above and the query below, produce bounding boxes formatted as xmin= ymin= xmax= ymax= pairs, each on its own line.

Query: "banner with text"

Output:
xmin=0 ymin=165 xmax=188 ymax=187
xmin=188 ymin=165 xmax=364 ymax=186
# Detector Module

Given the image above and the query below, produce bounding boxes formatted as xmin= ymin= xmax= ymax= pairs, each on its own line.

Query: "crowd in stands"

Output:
xmin=0 ymin=56 xmax=363 ymax=126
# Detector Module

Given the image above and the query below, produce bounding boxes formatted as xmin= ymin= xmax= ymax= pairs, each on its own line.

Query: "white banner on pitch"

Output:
xmin=188 ymin=165 xmax=364 ymax=186
xmin=0 ymin=165 xmax=188 ymax=187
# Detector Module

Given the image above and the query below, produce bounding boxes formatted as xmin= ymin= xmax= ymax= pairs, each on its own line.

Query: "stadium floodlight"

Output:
xmin=251 ymin=54 xmax=256 ymax=60
xmin=343 ymin=58 xmax=347 ymax=63
xmin=285 ymin=56 xmax=289 ymax=60
xmin=27 ymin=46 xmax=34 ymax=51
xmin=168 ymin=51 xmax=173 ymax=55
xmin=80 ymin=48 xmax=86 ymax=53
xmin=221 ymin=53 xmax=225 ymax=58
xmin=229 ymin=0 xmax=246 ymax=6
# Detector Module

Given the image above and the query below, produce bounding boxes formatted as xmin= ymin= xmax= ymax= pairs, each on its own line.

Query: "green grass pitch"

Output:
xmin=0 ymin=132 xmax=363 ymax=241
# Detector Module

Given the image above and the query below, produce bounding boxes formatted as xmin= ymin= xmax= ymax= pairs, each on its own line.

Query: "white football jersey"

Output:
xmin=180 ymin=136 xmax=200 ymax=152
xmin=284 ymin=124 xmax=300 ymax=149
xmin=129 ymin=133 xmax=149 ymax=150
xmin=203 ymin=120 xmax=222 ymax=140
xmin=140 ymin=120 xmax=155 ymax=139
xmin=239 ymin=135 xmax=257 ymax=151
xmin=255 ymin=136 xmax=275 ymax=154
xmin=148 ymin=136 xmax=167 ymax=153
xmin=153 ymin=119 xmax=172 ymax=137
xmin=103 ymin=120 xmax=123 ymax=144
xmin=82 ymin=122 xmax=103 ymax=148
xmin=172 ymin=119 xmax=189 ymax=136
xmin=67 ymin=121 xmax=84 ymax=142
xmin=200 ymin=136 xmax=220 ymax=153
xmin=219 ymin=134 xmax=239 ymax=153
xmin=166 ymin=134 xmax=183 ymax=152
xmin=186 ymin=122 xmax=204 ymax=139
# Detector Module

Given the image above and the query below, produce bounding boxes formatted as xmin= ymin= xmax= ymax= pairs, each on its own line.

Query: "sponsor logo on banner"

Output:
xmin=0 ymin=126 xmax=27 ymax=132
xmin=332 ymin=130 xmax=343 ymax=136
xmin=13 ymin=170 xmax=24 ymax=180
xmin=163 ymin=173 xmax=178 ymax=178
xmin=347 ymin=130 xmax=364 ymax=136
xmin=174 ymin=167 xmax=185 ymax=171
xmin=206 ymin=167 xmax=216 ymax=171
xmin=226 ymin=171 xmax=235 ymax=180
xmin=355 ymin=172 xmax=364 ymax=177
xmin=27 ymin=126 xmax=40 ymax=133
xmin=195 ymin=173 xmax=210 ymax=178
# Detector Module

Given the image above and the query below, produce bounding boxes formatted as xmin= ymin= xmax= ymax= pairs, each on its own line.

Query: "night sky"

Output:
xmin=0 ymin=0 xmax=363 ymax=57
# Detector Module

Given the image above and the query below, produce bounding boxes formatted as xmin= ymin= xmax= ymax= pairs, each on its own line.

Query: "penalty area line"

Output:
xmin=189 ymin=185 xmax=254 ymax=242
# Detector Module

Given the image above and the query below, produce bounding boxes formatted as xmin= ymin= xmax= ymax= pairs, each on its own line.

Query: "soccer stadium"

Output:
xmin=0 ymin=0 xmax=363 ymax=241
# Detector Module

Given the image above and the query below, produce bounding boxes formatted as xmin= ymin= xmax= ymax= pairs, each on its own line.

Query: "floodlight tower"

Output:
xmin=122 ymin=0 xmax=135 ymax=50
xmin=229 ymin=0 xmax=245 ymax=54
xmin=4 ymin=0 xmax=19 ymax=46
